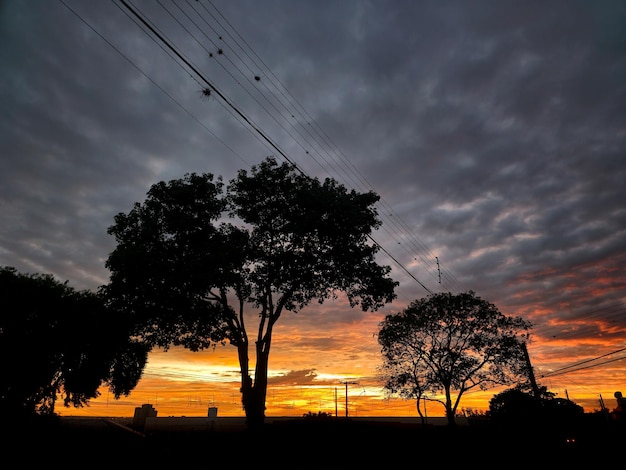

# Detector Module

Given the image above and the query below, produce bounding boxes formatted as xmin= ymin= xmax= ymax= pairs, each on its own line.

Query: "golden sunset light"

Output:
xmin=2 ymin=0 xmax=625 ymax=429
xmin=57 ymin=295 xmax=626 ymax=419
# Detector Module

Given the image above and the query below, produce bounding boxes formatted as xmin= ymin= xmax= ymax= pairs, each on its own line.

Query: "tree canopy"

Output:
xmin=489 ymin=385 xmax=584 ymax=427
xmin=0 ymin=266 xmax=147 ymax=419
xmin=377 ymin=291 xmax=532 ymax=426
xmin=104 ymin=156 xmax=398 ymax=427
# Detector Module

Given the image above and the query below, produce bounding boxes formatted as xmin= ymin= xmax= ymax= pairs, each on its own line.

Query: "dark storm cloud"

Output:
xmin=1 ymin=0 xmax=625 ymax=347
xmin=335 ymin=1 xmax=626 ymax=327
xmin=0 ymin=0 xmax=254 ymax=288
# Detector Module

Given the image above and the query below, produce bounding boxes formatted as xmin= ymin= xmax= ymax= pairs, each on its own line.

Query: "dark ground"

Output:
xmin=5 ymin=415 xmax=624 ymax=468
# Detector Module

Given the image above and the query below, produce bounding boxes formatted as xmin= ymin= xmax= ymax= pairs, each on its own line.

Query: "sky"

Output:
xmin=1 ymin=0 xmax=625 ymax=418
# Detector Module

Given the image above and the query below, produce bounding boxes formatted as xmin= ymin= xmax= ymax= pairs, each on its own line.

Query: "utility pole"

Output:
xmin=341 ymin=380 xmax=358 ymax=417
xmin=520 ymin=342 xmax=541 ymax=398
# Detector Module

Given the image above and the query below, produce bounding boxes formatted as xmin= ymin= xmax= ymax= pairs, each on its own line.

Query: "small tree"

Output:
xmin=0 ymin=266 xmax=146 ymax=419
xmin=377 ymin=291 xmax=532 ymax=426
xmin=104 ymin=156 xmax=398 ymax=427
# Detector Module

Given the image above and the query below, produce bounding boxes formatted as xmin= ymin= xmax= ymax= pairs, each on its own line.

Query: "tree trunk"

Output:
xmin=416 ymin=396 xmax=426 ymax=427
xmin=238 ymin=338 xmax=271 ymax=429
xmin=444 ymin=388 xmax=457 ymax=427
xmin=242 ymin=386 xmax=266 ymax=429
xmin=236 ymin=340 xmax=260 ymax=428
xmin=445 ymin=407 xmax=457 ymax=427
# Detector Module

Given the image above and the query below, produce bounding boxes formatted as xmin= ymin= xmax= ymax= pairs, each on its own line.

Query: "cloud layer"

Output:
xmin=1 ymin=0 xmax=625 ymax=415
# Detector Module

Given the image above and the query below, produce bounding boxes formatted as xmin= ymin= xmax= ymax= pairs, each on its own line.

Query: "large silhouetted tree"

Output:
xmin=103 ymin=156 xmax=398 ymax=427
xmin=0 ymin=266 xmax=147 ymax=419
xmin=377 ymin=291 xmax=532 ymax=426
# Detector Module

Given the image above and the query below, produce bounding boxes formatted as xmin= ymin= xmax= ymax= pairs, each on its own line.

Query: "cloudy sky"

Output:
xmin=2 ymin=0 xmax=625 ymax=417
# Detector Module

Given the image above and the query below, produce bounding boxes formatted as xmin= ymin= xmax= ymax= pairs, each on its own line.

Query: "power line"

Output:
xmin=60 ymin=0 xmax=442 ymax=297
xmin=110 ymin=0 xmax=280 ymax=160
xmin=201 ymin=0 xmax=453 ymax=293
xmin=59 ymin=0 xmax=250 ymax=168
xmin=118 ymin=0 xmax=303 ymax=173
xmin=117 ymin=0 xmax=438 ymax=295
xmin=540 ymin=346 xmax=626 ymax=378
xmin=158 ymin=0 xmax=453 ymax=293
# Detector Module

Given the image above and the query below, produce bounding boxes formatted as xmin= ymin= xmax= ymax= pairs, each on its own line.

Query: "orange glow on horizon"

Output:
xmin=57 ymin=338 xmax=626 ymax=419
xmin=55 ymin=292 xmax=626 ymax=420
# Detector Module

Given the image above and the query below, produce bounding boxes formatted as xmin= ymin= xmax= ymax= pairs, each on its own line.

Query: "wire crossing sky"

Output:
xmin=114 ymin=0 xmax=455 ymax=296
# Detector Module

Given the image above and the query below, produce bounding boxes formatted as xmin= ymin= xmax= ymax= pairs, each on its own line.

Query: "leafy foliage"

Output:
xmin=489 ymin=385 xmax=584 ymax=427
xmin=0 ymin=266 xmax=147 ymax=418
xmin=377 ymin=291 xmax=532 ymax=426
xmin=104 ymin=156 xmax=398 ymax=426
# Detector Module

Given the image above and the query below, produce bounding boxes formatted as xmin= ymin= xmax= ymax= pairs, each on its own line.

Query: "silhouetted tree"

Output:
xmin=0 ymin=266 xmax=147 ymax=419
xmin=377 ymin=291 xmax=532 ymax=426
xmin=103 ymin=156 xmax=398 ymax=427
xmin=489 ymin=385 xmax=546 ymax=423
xmin=489 ymin=385 xmax=584 ymax=428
